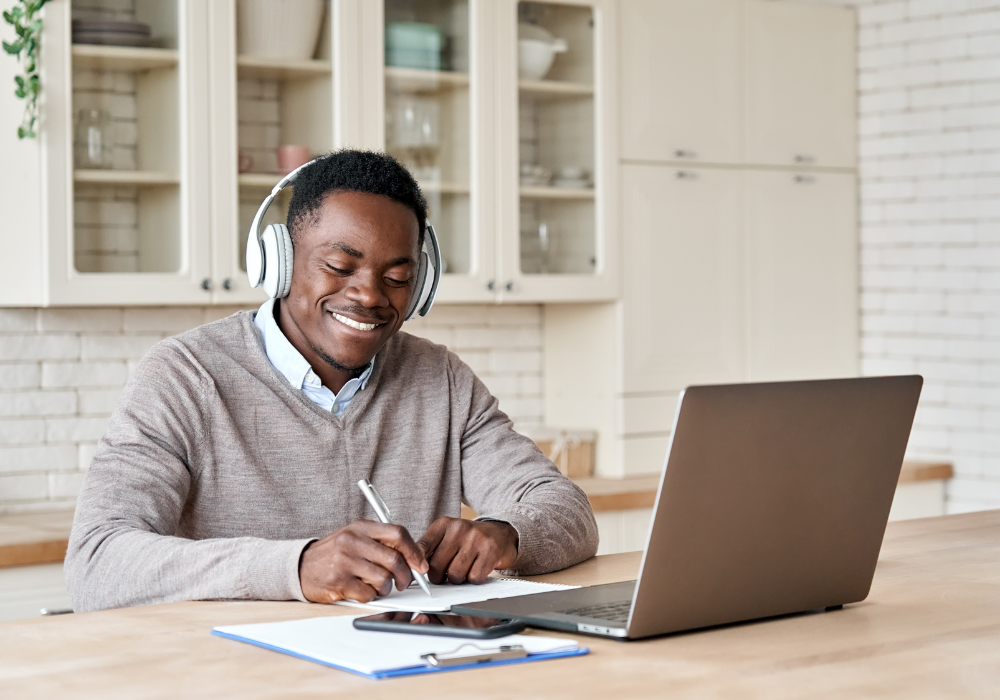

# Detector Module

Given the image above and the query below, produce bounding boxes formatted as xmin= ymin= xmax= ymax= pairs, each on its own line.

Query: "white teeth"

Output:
xmin=333 ymin=312 xmax=380 ymax=331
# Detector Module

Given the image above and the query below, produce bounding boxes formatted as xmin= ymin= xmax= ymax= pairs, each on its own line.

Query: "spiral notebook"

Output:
xmin=212 ymin=614 xmax=587 ymax=680
xmin=335 ymin=577 xmax=579 ymax=613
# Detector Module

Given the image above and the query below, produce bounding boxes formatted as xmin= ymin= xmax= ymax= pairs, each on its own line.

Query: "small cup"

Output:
xmin=276 ymin=145 xmax=312 ymax=175
xmin=238 ymin=148 xmax=254 ymax=173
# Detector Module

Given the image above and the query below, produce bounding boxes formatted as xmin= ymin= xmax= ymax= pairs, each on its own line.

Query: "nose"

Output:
xmin=343 ymin=269 xmax=389 ymax=309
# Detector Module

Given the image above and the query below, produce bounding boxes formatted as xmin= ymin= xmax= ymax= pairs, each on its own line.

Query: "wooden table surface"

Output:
xmin=1 ymin=510 xmax=997 ymax=699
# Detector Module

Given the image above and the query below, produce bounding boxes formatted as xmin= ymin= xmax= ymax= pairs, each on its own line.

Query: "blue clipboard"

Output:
xmin=212 ymin=629 xmax=589 ymax=680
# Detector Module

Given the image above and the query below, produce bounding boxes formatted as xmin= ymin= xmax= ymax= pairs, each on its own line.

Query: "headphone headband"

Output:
xmin=245 ymin=156 xmax=440 ymax=321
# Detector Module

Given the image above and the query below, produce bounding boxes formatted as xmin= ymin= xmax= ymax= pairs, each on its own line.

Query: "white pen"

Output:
xmin=356 ymin=478 xmax=434 ymax=597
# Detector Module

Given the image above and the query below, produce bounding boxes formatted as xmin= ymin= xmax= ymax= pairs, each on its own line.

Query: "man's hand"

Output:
xmin=299 ymin=520 xmax=429 ymax=603
xmin=417 ymin=518 xmax=519 ymax=585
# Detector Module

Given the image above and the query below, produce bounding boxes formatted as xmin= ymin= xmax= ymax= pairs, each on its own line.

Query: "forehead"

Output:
xmin=300 ymin=190 xmax=420 ymax=253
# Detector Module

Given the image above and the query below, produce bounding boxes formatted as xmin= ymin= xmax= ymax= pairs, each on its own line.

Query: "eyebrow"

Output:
xmin=321 ymin=242 xmax=364 ymax=258
xmin=321 ymin=243 xmax=415 ymax=267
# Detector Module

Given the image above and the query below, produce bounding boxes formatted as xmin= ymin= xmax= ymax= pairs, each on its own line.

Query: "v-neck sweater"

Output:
xmin=65 ymin=311 xmax=599 ymax=612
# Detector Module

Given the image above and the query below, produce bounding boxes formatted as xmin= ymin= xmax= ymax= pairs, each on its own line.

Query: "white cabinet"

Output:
xmin=36 ymin=0 xmax=214 ymax=306
xmin=745 ymin=0 xmax=856 ymax=168
xmin=4 ymin=0 xmax=618 ymax=307
xmin=620 ymin=164 xmax=745 ymax=394
xmin=619 ymin=0 xmax=743 ymax=165
xmin=745 ymin=170 xmax=858 ymax=381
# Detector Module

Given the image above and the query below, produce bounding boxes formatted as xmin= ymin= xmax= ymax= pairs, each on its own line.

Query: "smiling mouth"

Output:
xmin=331 ymin=312 xmax=384 ymax=332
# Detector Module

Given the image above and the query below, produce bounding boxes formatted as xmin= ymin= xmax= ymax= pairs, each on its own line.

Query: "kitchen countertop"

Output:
xmin=0 ymin=461 xmax=954 ymax=568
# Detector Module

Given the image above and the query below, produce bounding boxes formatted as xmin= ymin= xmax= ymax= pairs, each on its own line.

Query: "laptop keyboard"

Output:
xmin=560 ymin=600 xmax=631 ymax=624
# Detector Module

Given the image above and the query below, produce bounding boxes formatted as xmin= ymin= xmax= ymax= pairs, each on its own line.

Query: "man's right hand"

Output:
xmin=298 ymin=520 xmax=430 ymax=604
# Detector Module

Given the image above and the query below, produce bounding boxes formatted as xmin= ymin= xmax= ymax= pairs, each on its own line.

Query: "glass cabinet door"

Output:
xmin=68 ymin=2 xmax=183 ymax=273
xmin=381 ymin=0 xmax=493 ymax=301
xmin=44 ymin=0 xmax=212 ymax=304
xmin=210 ymin=0 xmax=336 ymax=302
xmin=499 ymin=0 xmax=616 ymax=302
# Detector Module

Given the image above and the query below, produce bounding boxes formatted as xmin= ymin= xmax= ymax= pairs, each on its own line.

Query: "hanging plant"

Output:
xmin=3 ymin=0 xmax=50 ymax=139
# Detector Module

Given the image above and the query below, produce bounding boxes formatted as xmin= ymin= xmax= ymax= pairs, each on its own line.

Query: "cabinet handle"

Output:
xmin=222 ymin=278 xmax=233 ymax=291
xmin=673 ymin=149 xmax=696 ymax=159
xmin=505 ymin=281 xmax=515 ymax=293
xmin=793 ymin=154 xmax=815 ymax=164
xmin=200 ymin=278 xmax=212 ymax=291
xmin=793 ymin=174 xmax=816 ymax=184
xmin=487 ymin=280 xmax=496 ymax=292
xmin=673 ymin=170 xmax=697 ymax=180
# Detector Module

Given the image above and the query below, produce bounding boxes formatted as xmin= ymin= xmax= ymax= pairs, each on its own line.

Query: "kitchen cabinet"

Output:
xmin=745 ymin=169 xmax=858 ymax=381
xmin=620 ymin=164 xmax=744 ymax=394
xmin=619 ymin=0 xmax=743 ymax=165
xmin=744 ymin=0 xmax=856 ymax=169
xmin=8 ymin=0 xmax=617 ymax=306
xmin=35 ymin=0 xmax=214 ymax=305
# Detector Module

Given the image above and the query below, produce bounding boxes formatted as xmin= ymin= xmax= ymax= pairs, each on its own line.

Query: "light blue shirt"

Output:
xmin=253 ymin=298 xmax=374 ymax=416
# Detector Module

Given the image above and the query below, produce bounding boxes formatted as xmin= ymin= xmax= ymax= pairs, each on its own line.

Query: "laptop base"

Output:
xmin=453 ymin=580 xmax=636 ymax=639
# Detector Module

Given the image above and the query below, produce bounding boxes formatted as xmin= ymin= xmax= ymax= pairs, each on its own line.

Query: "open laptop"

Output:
xmin=453 ymin=376 xmax=923 ymax=640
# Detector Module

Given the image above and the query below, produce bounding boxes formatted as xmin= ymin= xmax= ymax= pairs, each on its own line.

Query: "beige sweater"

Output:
xmin=65 ymin=312 xmax=598 ymax=612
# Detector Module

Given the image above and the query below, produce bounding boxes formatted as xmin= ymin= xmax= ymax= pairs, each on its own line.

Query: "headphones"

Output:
xmin=245 ymin=157 xmax=442 ymax=321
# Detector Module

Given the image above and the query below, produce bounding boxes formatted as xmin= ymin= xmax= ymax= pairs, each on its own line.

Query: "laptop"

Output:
xmin=453 ymin=376 xmax=923 ymax=640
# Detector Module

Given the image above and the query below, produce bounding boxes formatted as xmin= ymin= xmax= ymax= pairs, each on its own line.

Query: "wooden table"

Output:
xmin=1 ymin=510 xmax=998 ymax=698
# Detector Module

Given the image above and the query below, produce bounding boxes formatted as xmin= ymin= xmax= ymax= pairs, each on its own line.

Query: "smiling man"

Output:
xmin=65 ymin=150 xmax=599 ymax=612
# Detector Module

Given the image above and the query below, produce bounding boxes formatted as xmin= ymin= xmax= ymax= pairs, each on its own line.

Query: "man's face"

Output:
xmin=282 ymin=190 xmax=421 ymax=373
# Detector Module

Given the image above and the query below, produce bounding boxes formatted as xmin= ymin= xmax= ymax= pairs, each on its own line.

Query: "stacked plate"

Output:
xmin=72 ymin=19 xmax=151 ymax=47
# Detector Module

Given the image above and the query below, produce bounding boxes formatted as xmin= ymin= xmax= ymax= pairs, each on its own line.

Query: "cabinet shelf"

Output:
xmin=238 ymin=173 xmax=284 ymax=189
xmin=419 ymin=181 xmax=470 ymax=195
xmin=74 ymin=169 xmax=179 ymax=186
xmin=385 ymin=67 xmax=470 ymax=92
xmin=71 ymin=44 xmax=179 ymax=71
xmin=519 ymin=79 xmax=593 ymax=98
xmin=236 ymin=55 xmax=332 ymax=79
xmin=520 ymin=186 xmax=595 ymax=200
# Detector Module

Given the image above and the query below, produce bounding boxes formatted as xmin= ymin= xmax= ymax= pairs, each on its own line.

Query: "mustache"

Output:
xmin=324 ymin=303 xmax=392 ymax=324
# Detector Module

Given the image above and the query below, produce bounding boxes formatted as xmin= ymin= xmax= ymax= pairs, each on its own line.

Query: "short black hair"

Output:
xmin=286 ymin=149 xmax=427 ymax=248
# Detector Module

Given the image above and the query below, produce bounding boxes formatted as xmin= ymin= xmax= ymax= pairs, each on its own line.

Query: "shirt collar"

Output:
xmin=253 ymin=298 xmax=374 ymax=392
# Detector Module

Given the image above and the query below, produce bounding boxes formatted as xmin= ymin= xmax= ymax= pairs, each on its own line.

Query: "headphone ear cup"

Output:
xmin=261 ymin=224 xmax=294 ymax=299
xmin=275 ymin=224 xmax=294 ymax=298
xmin=405 ymin=250 xmax=429 ymax=321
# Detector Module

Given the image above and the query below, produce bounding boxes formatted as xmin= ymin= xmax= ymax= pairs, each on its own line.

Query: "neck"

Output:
xmin=274 ymin=300 xmax=363 ymax=394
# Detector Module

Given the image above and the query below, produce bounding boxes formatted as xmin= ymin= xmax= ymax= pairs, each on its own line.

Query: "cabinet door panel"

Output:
xmin=746 ymin=170 xmax=858 ymax=381
xmin=620 ymin=0 xmax=742 ymax=165
xmin=621 ymin=165 xmax=744 ymax=394
xmin=745 ymin=0 xmax=856 ymax=168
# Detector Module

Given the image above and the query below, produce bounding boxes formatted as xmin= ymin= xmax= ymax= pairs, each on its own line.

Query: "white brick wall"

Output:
xmin=844 ymin=0 xmax=1000 ymax=513
xmin=0 ymin=304 xmax=544 ymax=513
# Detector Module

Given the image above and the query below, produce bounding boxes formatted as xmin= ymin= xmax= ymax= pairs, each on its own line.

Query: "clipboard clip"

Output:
xmin=421 ymin=644 xmax=527 ymax=668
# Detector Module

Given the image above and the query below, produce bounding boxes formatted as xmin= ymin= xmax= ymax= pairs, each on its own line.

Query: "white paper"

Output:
xmin=214 ymin=615 xmax=579 ymax=676
xmin=336 ymin=577 xmax=580 ymax=613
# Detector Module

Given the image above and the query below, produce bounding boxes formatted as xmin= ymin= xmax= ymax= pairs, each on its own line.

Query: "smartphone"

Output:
xmin=352 ymin=611 xmax=526 ymax=639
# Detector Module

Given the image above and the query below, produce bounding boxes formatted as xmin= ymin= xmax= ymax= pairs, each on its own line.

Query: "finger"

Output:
xmin=428 ymin=532 xmax=463 ymax=584
xmin=351 ymin=558 xmax=395 ymax=597
xmin=360 ymin=520 xmax=429 ymax=574
xmin=417 ymin=518 xmax=449 ymax=560
xmin=444 ymin=539 xmax=479 ymax=585
xmin=359 ymin=538 xmax=414 ymax=591
xmin=467 ymin=550 xmax=497 ymax=584
xmin=342 ymin=577 xmax=380 ymax=604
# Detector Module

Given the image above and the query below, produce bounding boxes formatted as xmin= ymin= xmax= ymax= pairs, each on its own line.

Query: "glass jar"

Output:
xmin=74 ymin=109 xmax=114 ymax=170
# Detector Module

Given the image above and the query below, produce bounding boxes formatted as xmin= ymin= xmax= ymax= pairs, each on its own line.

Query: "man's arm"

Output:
xmin=441 ymin=352 xmax=599 ymax=577
xmin=65 ymin=341 xmax=312 ymax=612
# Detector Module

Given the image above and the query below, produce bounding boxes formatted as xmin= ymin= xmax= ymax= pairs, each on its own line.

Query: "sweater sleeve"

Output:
xmin=64 ymin=341 xmax=313 ymax=613
xmin=451 ymin=354 xmax=599 ymax=576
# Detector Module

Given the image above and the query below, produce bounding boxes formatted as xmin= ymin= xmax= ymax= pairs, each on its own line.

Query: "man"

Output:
xmin=65 ymin=150 xmax=598 ymax=612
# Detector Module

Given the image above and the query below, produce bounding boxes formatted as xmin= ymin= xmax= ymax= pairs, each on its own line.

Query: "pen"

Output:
xmin=356 ymin=479 xmax=434 ymax=597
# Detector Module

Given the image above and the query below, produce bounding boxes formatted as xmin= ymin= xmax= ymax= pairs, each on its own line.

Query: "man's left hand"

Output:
xmin=417 ymin=518 xmax=519 ymax=585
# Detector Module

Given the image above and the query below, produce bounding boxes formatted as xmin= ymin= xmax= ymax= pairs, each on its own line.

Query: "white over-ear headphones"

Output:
xmin=245 ymin=157 xmax=442 ymax=321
